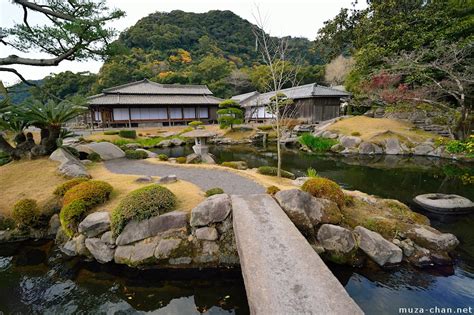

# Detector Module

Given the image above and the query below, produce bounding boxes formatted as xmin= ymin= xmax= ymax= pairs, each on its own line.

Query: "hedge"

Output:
xmin=104 ymin=130 xmax=119 ymax=135
xmin=54 ymin=178 xmax=90 ymax=197
xmin=60 ymin=200 xmax=88 ymax=237
xmin=119 ymin=130 xmax=137 ymax=139
xmin=111 ymin=184 xmax=176 ymax=236
xmin=63 ymin=180 xmax=113 ymax=208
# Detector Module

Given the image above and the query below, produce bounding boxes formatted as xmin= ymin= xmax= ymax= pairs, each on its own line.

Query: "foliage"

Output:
xmin=306 ymin=167 xmax=318 ymax=178
xmin=119 ymin=130 xmax=137 ymax=139
xmin=125 ymin=150 xmax=148 ymax=160
xmin=111 ymin=184 xmax=176 ymax=236
xmin=257 ymin=166 xmax=295 ymax=179
xmin=87 ymin=152 xmax=102 ymax=162
xmin=60 ymin=200 xmax=88 ymax=237
xmin=266 ymin=186 xmax=280 ymax=196
xmin=54 ymin=178 xmax=90 ymax=197
xmin=157 ymin=154 xmax=169 ymax=161
xmin=0 ymin=151 xmax=11 ymax=166
xmin=438 ymin=136 xmax=474 ymax=156
xmin=221 ymin=161 xmax=246 ymax=169
xmin=188 ymin=121 xmax=204 ymax=129
xmin=176 ymin=157 xmax=187 ymax=164
xmin=104 ymin=130 xmax=119 ymax=135
xmin=257 ymin=125 xmax=273 ymax=131
xmin=217 ymin=99 xmax=244 ymax=130
xmin=324 ymin=55 xmax=355 ymax=85
xmin=298 ymin=134 xmax=337 ymax=152
xmin=301 ymin=177 xmax=345 ymax=208
xmin=12 ymin=199 xmax=40 ymax=228
xmin=0 ymin=216 xmax=15 ymax=230
xmin=63 ymin=180 xmax=113 ymax=208
xmin=351 ymin=132 xmax=361 ymax=137
xmin=64 ymin=146 xmax=80 ymax=158
xmin=205 ymin=188 xmax=224 ymax=197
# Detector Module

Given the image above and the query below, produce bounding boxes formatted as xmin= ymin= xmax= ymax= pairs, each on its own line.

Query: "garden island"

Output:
xmin=0 ymin=0 xmax=473 ymax=314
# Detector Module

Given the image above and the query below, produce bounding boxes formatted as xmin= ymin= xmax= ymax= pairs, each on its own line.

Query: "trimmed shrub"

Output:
xmin=119 ymin=130 xmax=137 ymax=139
xmin=158 ymin=154 xmax=169 ymax=161
xmin=266 ymin=186 xmax=280 ymax=196
xmin=125 ymin=150 xmax=148 ymax=159
xmin=189 ymin=121 xmax=204 ymax=129
xmin=176 ymin=156 xmax=187 ymax=164
xmin=351 ymin=131 xmax=361 ymax=137
xmin=87 ymin=152 xmax=102 ymax=162
xmin=104 ymin=130 xmax=119 ymax=135
xmin=54 ymin=178 xmax=90 ymax=197
xmin=111 ymin=184 xmax=177 ymax=236
xmin=301 ymin=177 xmax=345 ymax=208
xmin=205 ymin=188 xmax=224 ymax=197
xmin=257 ymin=166 xmax=295 ymax=179
xmin=63 ymin=180 xmax=113 ymax=208
xmin=0 ymin=215 xmax=15 ymax=230
xmin=60 ymin=200 xmax=88 ymax=237
xmin=298 ymin=133 xmax=337 ymax=152
xmin=12 ymin=199 xmax=40 ymax=228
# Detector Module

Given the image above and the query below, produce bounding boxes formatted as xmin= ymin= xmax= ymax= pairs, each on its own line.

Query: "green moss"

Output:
xmin=12 ymin=199 xmax=40 ymax=229
xmin=111 ymin=184 xmax=177 ymax=236
xmin=125 ymin=150 xmax=148 ymax=159
xmin=54 ymin=178 xmax=90 ymax=197
xmin=266 ymin=186 xmax=280 ymax=196
xmin=176 ymin=157 xmax=187 ymax=164
xmin=63 ymin=180 xmax=113 ymax=208
xmin=87 ymin=152 xmax=102 ymax=162
xmin=205 ymin=188 xmax=224 ymax=197
xmin=157 ymin=154 xmax=169 ymax=161
xmin=257 ymin=166 xmax=295 ymax=179
xmin=59 ymin=200 xmax=88 ymax=237
xmin=301 ymin=177 xmax=345 ymax=208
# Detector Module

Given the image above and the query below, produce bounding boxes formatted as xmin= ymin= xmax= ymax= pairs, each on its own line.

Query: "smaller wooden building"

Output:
xmin=87 ymin=79 xmax=222 ymax=127
xmin=232 ymin=83 xmax=350 ymax=123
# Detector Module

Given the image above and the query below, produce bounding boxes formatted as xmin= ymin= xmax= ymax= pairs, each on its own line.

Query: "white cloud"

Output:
xmin=0 ymin=0 xmax=365 ymax=86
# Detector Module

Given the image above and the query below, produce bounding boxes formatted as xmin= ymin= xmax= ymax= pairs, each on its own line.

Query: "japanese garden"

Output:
xmin=0 ymin=0 xmax=473 ymax=314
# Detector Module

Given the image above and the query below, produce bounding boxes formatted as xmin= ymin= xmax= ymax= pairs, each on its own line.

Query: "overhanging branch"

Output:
xmin=0 ymin=67 xmax=36 ymax=86
xmin=13 ymin=0 xmax=74 ymax=21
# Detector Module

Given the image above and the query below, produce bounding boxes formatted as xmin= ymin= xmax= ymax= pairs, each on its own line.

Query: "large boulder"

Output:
xmin=190 ymin=194 xmax=232 ymax=227
xmin=114 ymin=237 xmax=160 ymax=266
xmin=170 ymin=138 xmax=184 ymax=146
xmin=76 ymin=142 xmax=125 ymax=160
xmin=195 ymin=227 xmax=218 ymax=241
xmin=85 ymin=238 xmax=115 ymax=263
xmin=340 ymin=136 xmax=362 ymax=149
xmin=47 ymin=214 xmax=61 ymax=236
xmin=50 ymin=148 xmax=90 ymax=178
xmin=354 ymin=226 xmax=403 ymax=266
xmin=358 ymin=142 xmax=382 ymax=155
xmin=78 ymin=212 xmax=111 ymax=238
xmin=115 ymin=211 xmax=188 ymax=246
xmin=413 ymin=143 xmax=434 ymax=156
xmin=317 ymin=224 xmax=356 ymax=254
xmin=274 ymin=189 xmax=342 ymax=232
xmin=157 ymin=175 xmax=178 ymax=184
xmin=406 ymin=225 xmax=459 ymax=252
xmin=154 ymin=238 xmax=183 ymax=260
xmin=384 ymin=138 xmax=403 ymax=155
xmin=157 ymin=140 xmax=172 ymax=148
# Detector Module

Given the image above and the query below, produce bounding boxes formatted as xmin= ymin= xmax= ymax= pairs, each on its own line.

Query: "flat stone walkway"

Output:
xmin=105 ymin=159 xmax=265 ymax=195
xmin=232 ymin=194 xmax=363 ymax=315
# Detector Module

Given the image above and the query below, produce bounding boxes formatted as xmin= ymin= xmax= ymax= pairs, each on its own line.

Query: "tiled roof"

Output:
xmin=99 ymin=79 xmax=213 ymax=95
xmin=88 ymin=94 xmax=222 ymax=106
xmin=231 ymin=91 xmax=259 ymax=103
xmin=232 ymin=83 xmax=350 ymax=107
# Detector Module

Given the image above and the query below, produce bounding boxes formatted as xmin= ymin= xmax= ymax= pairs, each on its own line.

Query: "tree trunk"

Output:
xmin=42 ymin=126 xmax=61 ymax=154
xmin=0 ymin=134 xmax=23 ymax=160
xmin=276 ymin=119 xmax=282 ymax=178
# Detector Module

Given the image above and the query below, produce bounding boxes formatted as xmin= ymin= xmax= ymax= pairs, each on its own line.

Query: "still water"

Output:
xmin=1 ymin=145 xmax=473 ymax=314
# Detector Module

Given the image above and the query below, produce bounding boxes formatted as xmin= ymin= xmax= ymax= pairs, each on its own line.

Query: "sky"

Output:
xmin=0 ymin=0 xmax=365 ymax=86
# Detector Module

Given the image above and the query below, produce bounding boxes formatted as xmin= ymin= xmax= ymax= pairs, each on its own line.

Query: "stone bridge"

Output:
xmin=231 ymin=194 xmax=363 ymax=315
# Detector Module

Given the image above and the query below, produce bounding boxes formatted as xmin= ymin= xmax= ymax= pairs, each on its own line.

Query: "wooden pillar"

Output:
xmin=167 ymin=106 xmax=171 ymax=126
xmin=128 ymin=107 xmax=132 ymax=128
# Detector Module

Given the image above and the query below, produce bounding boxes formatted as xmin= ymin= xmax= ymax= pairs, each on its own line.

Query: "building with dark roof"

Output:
xmin=231 ymin=83 xmax=350 ymax=123
xmin=87 ymin=79 xmax=222 ymax=127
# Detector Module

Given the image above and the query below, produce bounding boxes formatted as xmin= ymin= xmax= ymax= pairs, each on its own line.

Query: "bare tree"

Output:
xmin=325 ymin=55 xmax=355 ymax=86
xmin=252 ymin=8 xmax=301 ymax=177
xmin=387 ymin=42 xmax=473 ymax=139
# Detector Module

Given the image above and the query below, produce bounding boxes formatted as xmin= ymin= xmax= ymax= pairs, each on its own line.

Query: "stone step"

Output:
xmin=231 ymin=194 xmax=363 ymax=315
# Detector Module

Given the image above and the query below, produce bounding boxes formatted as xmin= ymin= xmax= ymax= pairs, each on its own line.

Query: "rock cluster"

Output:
xmin=50 ymin=148 xmax=90 ymax=178
xmin=57 ymin=194 xmax=238 ymax=268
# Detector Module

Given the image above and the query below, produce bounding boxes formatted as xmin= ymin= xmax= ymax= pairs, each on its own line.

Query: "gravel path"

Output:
xmin=105 ymin=159 xmax=265 ymax=195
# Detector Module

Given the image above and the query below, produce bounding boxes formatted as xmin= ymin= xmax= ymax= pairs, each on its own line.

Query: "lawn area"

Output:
xmin=326 ymin=116 xmax=438 ymax=143
xmin=0 ymin=159 xmax=66 ymax=216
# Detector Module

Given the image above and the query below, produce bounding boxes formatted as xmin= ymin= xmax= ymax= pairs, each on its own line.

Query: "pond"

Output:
xmin=1 ymin=144 xmax=473 ymax=314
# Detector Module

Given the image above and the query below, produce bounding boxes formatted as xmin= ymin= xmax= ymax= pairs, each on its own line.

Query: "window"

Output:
xmin=183 ymin=107 xmax=196 ymax=119
xmin=94 ymin=111 xmax=101 ymax=121
xmin=169 ymin=107 xmax=183 ymax=119
xmin=113 ymin=108 xmax=129 ymax=120
xmin=199 ymin=107 xmax=209 ymax=118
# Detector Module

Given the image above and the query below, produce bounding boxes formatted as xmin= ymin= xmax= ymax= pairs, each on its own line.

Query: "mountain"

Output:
xmin=3 ymin=80 xmax=43 ymax=104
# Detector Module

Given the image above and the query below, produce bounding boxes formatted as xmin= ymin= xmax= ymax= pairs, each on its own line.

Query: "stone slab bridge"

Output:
xmin=231 ymin=194 xmax=363 ymax=315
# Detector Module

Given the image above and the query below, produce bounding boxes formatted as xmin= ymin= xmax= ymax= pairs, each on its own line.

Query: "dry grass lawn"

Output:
xmin=224 ymin=128 xmax=257 ymax=140
xmin=87 ymin=163 xmax=204 ymax=213
xmin=326 ymin=116 xmax=437 ymax=143
xmin=0 ymin=159 xmax=66 ymax=215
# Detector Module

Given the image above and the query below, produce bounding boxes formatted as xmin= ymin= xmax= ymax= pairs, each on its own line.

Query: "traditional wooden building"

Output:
xmin=87 ymin=79 xmax=222 ymax=127
xmin=231 ymin=83 xmax=350 ymax=123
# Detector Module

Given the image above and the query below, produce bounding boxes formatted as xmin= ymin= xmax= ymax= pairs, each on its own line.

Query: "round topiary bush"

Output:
xmin=188 ymin=121 xmax=204 ymax=129
xmin=12 ymin=198 xmax=40 ymax=228
xmin=176 ymin=156 xmax=187 ymax=164
xmin=54 ymin=178 xmax=90 ymax=197
xmin=63 ymin=180 xmax=113 ymax=208
xmin=60 ymin=200 xmax=88 ymax=237
xmin=125 ymin=150 xmax=149 ymax=159
xmin=257 ymin=166 xmax=295 ymax=179
xmin=111 ymin=184 xmax=177 ymax=236
xmin=119 ymin=130 xmax=137 ymax=139
xmin=87 ymin=152 xmax=102 ymax=162
xmin=266 ymin=186 xmax=281 ymax=196
xmin=158 ymin=154 xmax=169 ymax=161
xmin=301 ymin=177 xmax=345 ymax=208
xmin=205 ymin=187 xmax=224 ymax=197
